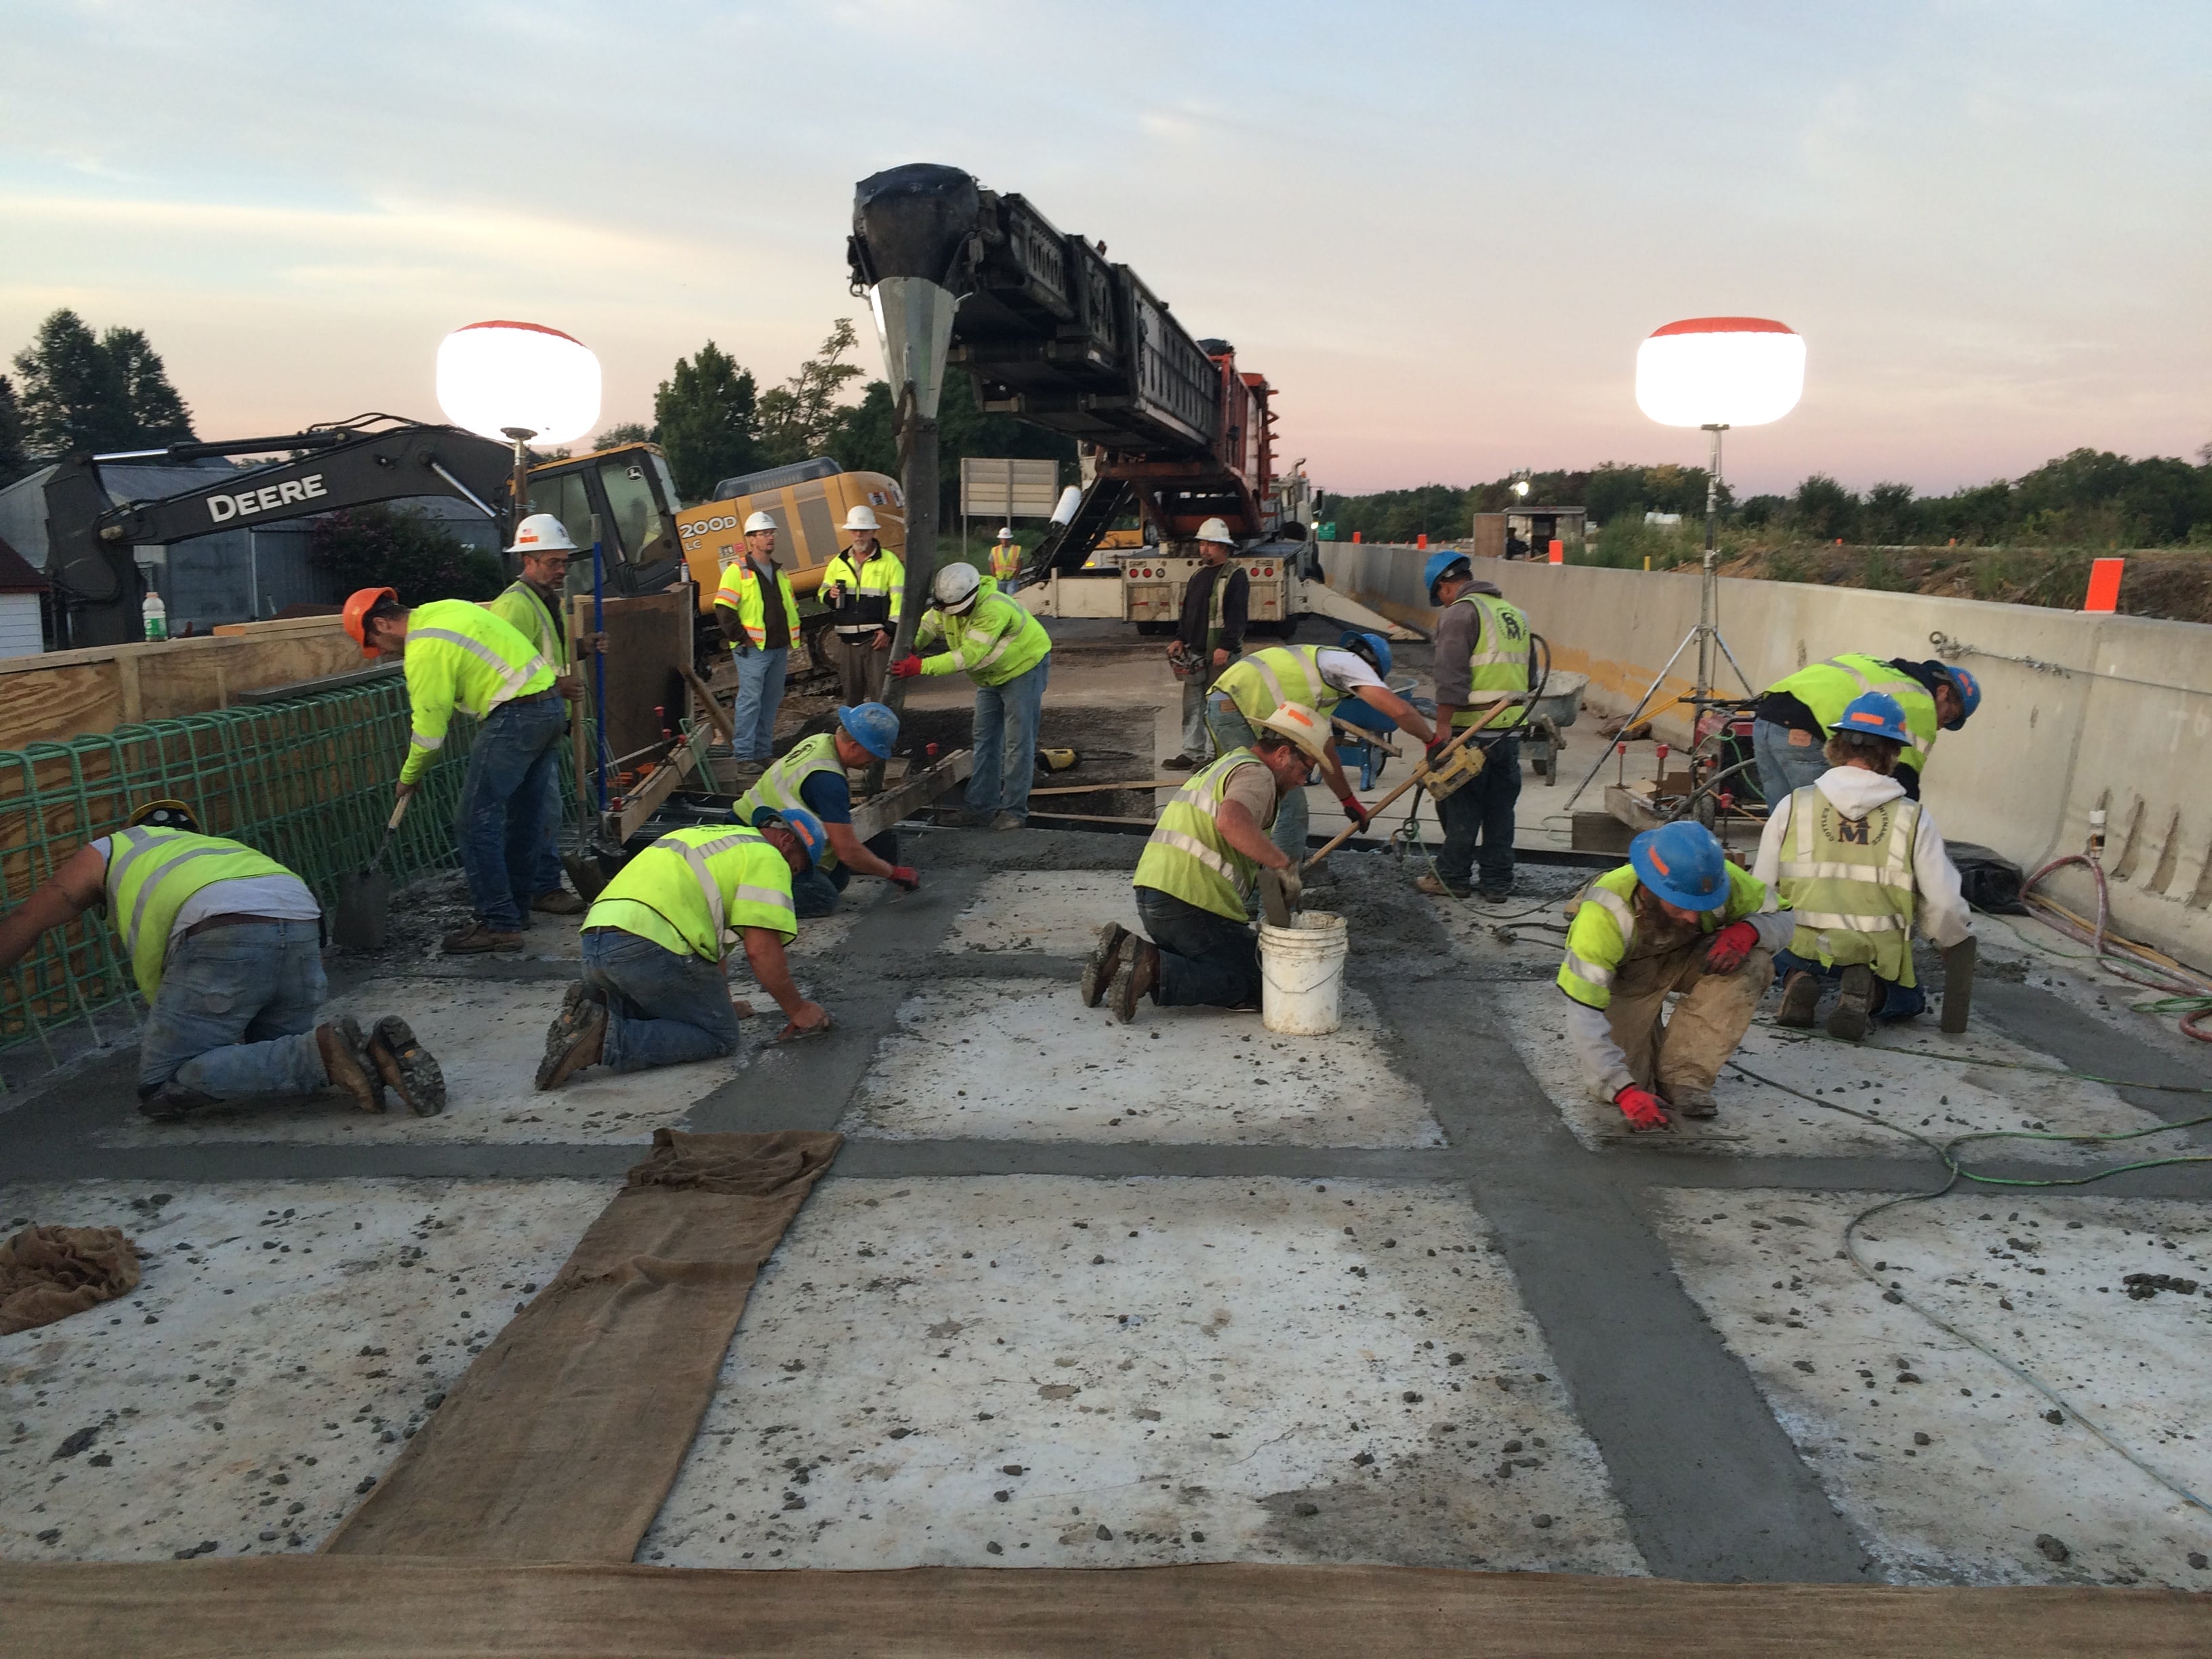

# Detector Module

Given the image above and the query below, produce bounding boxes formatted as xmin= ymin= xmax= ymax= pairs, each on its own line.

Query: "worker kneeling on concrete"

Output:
xmin=890 ymin=562 xmax=1052 ymax=830
xmin=734 ymin=701 xmax=920 ymax=917
xmin=1557 ymin=821 xmax=1795 ymax=1130
xmin=0 ymin=801 xmax=443 ymax=1120
xmin=1751 ymin=653 xmax=1980 ymax=806
xmin=535 ymin=812 xmax=832 ymax=1088
xmin=1083 ymin=703 xmax=1330 ymax=1023
xmin=1753 ymin=692 xmax=1973 ymax=1041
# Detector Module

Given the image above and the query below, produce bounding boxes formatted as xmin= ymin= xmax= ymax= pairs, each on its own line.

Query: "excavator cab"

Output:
xmin=524 ymin=445 xmax=686 ymax=600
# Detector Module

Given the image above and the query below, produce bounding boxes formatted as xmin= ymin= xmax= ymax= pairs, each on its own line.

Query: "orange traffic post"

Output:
xmin=2084 ymin=556 xmax=2125 ymax=613
xmin=1352 ymin=531 xmax=1362 ymax=544
xmin=1548 ymin=539 xmax=1564 ymax=565
xmin=1417 ymin=533 xmax=1428 ymax=549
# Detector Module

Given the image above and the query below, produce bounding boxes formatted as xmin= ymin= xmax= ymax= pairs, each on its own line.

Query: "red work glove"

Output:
xmin=1337 ymin=794 xmax=1370 ymax=832
xmin=889 ymin=653 xmax=925 ymax=680
xmin=1614 ymin=1085 xmax=1671 ymax=1132
xmin=1704 ymin=919 xmax=1759 ymax=976
xmin=886 ymin=865 xmax=920 ymax=892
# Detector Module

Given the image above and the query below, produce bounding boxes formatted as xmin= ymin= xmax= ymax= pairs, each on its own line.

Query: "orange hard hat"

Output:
xmin=344 ymin=586 xmax=398 ymax=659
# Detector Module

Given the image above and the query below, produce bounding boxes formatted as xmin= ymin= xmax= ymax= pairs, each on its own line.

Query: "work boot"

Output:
xmin=536 ymin=983 xmax=608 ymax=1090
xmin=443 ymin=922 xmax=524 ymax=955
xmin=1476 ymin=882 xmax=1513 ymax=904
xmin=1413 ymin=874 xmax=1470 ymax=900
xmin=1776 ymin=970 xmax=1822 ymax=1029
xmin=1161 ymin=754 xmax=1198 ymax=772
xmin=1668 ymin=1088 xmax=1720 ymax=1120
xmin=367 ymin=1016 xmax=447 ymax=1116
xmin=988 ymin=811 xmax=1025 ymax=832
xmin=531 ymin=889 xmax=586 ymax=916
xmin=1828 ymin=964 xmax=1877 ymax=1043
xmin=316 ymin=1017 xmax=384 ymax=1113
xmin=1109 ymin=941 xmax=1160 ymax=1025
xmin=1082 ymin=923 xmax=1131 ymax=1007
xmin=939 ymin=807 xmax=992 ymax=828
xmin=137 ymin=1080 xmax=224 ymax=1122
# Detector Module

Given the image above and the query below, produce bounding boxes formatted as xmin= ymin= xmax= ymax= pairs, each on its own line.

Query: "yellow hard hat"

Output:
xmin=128 ymin=798 xmax=200 ymax=832
xmin=1256 ymin=701 xmax=1329 ymax=762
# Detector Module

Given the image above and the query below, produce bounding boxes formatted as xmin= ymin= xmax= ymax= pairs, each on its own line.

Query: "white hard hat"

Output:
xmin=1256 ymin=701 xmax=1330 ymax=762
xmin=933 ymin=562 xmax=983 ymax=612
xmin=843 ymin=504 xmax=880 ymax=533
xmin=506 ymin=512 xmax=577 ymax=556
xmin=1194 ymin=517 xmax=1235 ymax=546
xmin=996 ymin=526 xmax=1014 ymax=540
xmin=743 ymin=511 xmax=778 ymax=534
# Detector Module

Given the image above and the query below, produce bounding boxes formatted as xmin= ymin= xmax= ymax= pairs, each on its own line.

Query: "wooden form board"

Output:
xmin=571 ymin=592 xmax=691 ymax=771
xmin=851 ymin=749 xmax=974 ymax=841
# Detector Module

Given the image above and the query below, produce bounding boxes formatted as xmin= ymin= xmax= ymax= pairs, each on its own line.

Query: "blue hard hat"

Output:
xmin=1422 ymin=550 xmax=1473 ymax=603
xmin=838 ymin=701 xmax=899 ymax=760
xmin=769 ymin=806 xmax=828 ymax=871
xmin=1337 ymin=630 xmax=1392 ymax=678
xmin=1938 ymin=665 xmax=1980 ymax=729
xmin=1629 ymin=821 xmax=1731 ymax=913
xmin=1828 ymin=691 xmax=1915 ymax=745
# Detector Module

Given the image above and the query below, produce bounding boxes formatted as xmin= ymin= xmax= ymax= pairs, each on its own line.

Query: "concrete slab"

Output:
xmin=1489 ymin=982 xmax=2169 ymax=1160
xmin=639 ymin=1176 xmax=1643 ymax=1573
xmin=96 ymin=976 xmax=759 ymax=1148
xmin=1651 ymin=1189 xmax=2212 ymax=1587
xmin=943 ymin=873 xmax=1141 ymax=957
xmin=846 ymin=979 xmax=1444 ymax=1147
xmin=0 ymin=1176 xmax=608 ymax=1563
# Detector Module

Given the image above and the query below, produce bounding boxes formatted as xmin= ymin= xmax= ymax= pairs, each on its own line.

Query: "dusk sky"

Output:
xmin=4 ymin=1 xmax=2206 ymax=498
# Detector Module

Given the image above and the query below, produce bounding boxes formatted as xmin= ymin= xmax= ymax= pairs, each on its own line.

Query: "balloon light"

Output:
xmin=1635 ymin=316 xmax=1803 ymax=428
xmin=436 ymin=321 xmax=602 ymax=445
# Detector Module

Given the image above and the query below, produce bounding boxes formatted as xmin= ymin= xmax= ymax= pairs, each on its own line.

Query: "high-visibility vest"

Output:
xmin=1555 ymin=861 xmax=1770 ymax=1011
xmin=735 ymin=733 xmax=846 ymax=873
xmin=102 ymin=827 xmax=304 ymax=1001
xmin=714 ymin=556 xmax=801 ymax=649
xmin=1775 ymin=785 xmax=1922 ymax=985
xmin=1767 ymin=655 xmax=1940 ymax=777
xmin=990 ymin=542 xmax=1023 ymax=579
xmin=821 ymin=546 xmax=905 ymax=632
xmin=583 ymin=825 xmax=798 ymax=960
xmin=1450 ymin=592 xmax=1530 ymax=729
xmin=485 ymin=579 xmax=568 ymax=670
xmin=1214 ymin=645 xmax=1333 ymax=726
xmin=1133 ymin=749 xmax=1275 ymax=923
xmin=916 ymin=584 xmax=1051 ymax=688
xmin=401 ymin=599 xmax=556 ymax=785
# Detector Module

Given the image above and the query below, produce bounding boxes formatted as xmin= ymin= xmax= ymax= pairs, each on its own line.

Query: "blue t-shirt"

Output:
xmin=747 ymin=766 xmax=852 ymax=829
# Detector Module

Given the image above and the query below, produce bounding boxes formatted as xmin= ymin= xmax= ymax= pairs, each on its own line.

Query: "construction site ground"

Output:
xmin=6 ymin=619 xmax=2211 ymax=1607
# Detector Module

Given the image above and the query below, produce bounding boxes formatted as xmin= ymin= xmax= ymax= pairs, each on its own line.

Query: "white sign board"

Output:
xmin=960 ymin=457 xmax=1061 ymax=520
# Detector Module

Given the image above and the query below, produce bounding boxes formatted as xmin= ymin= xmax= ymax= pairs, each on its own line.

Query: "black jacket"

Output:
xmin=1176 ymin=562 xmax=1248 ymax=655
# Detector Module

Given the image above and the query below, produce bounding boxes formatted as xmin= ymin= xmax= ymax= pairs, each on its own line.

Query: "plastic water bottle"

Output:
xmin=142 ymin=590 xmax=168 ymax=642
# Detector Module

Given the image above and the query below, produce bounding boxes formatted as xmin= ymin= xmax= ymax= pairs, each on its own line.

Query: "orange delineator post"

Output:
xmin=1352 ymin=531 xmax=1362 ymax=544
xmin=2083 ymin=558 xmax=2125 ymax=613
xmin=1417 ymin=533 xmax=1428 ymax=549
xmin=1548 ymin=539 xmax=1563 ymax=565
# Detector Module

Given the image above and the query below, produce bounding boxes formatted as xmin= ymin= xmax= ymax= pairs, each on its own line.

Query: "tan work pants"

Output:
xmin=828 ymin=632 xmax=888 ymax=706
xmin=1604 ymin=943 xmax=1773 ymax=1101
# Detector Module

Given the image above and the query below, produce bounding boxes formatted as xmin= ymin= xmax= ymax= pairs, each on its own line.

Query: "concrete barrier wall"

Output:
xmin=1317 ymin=541 xmax=2212 ymax=970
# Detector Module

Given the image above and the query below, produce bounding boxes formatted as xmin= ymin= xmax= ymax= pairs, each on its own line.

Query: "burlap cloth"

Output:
xmin=0 ymin=1223 xmax=140 ymax=1336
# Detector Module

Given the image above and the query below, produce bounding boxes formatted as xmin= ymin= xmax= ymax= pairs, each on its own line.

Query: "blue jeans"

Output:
xmin=1753 ymin=718 xmax=1828 ymax=810
xmin=1773 ymin=947 xmax=1929 ymax=1021
xmin=458 ymin=694 xmax=567 ymax=933
xmin=1435 ymin=733 xmax=1521 ymax=890
xmin=1137 ymin=886 xmax=1261 ymax=1010
xmin=1206 ymin=695 xmax=1306 ymax=867
xmin=581 ymin=928 xmax=745 ymax=1072
xmin=790 ymin=832 xmax=896 ymax=918
xmin=731 ymin=646 xmax=790 ymax=760
xmin=138 ymin=920 xmax=330 ymax=1099
xmin=966 ymin=657 xmax=1050 ymax=820
xmin=531 ymin=737 xmax=570 ymax=898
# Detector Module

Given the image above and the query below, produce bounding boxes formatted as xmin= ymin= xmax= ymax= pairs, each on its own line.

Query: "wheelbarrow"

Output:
xmin=1520 ymin=670 xmax=1588 ymax=785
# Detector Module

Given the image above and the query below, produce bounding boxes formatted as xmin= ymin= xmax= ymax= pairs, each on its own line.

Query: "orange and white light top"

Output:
xmin=436 ymin=320 xmax=602 ymax=446
xmin=1635 ymin=316 xmax=1804 ymax=428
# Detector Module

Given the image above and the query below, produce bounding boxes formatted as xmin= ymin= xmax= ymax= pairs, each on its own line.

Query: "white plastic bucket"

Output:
xmin=1258 ymin=911 xmax=1349 ymax=1035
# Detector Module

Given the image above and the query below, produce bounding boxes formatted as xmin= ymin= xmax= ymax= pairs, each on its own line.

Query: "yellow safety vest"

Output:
xmin=102 ymin=827 xmax=303 ymax=1001
xmin=485 ymin=579 xmax=568 ymax=670
xmin=1451 ymin=592 xmax=1530 ymax=729
xmin=1133 ymin=749 xmax=1275 ymax=923
xmin=735 ymin=733 xmax=846 ymax=873
xmin=915 ymin=583 xmax=1051 ymax=689
xmin=1555 ymin=861 xmax=1770 ymax=1011
xmin=1214 ymin=645 xmax=1333 ymax=726
xmin=714 ymin=556 xmax=802 ymax=649
xmin=1775 ymin=786 xmax=1922 ymax=986
xmin=820 ymin=547 xmax=905 ymax=632
xmin=1767 ymin=655 xmax=1940 ymax=778
xmin=401 ymin=600 xmax=556 ymax=785
xmin=990 ymin=542 xmax=1023 ymax=579
xmin=583 ymin=825 xmax=798 ymax=960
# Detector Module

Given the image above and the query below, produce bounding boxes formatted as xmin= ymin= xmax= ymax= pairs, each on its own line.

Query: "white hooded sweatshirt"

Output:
xmin=1753 ymin=765 xmax=1974 ymax=954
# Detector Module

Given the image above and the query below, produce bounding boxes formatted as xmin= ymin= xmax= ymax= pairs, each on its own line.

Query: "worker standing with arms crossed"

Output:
xmin=989 ymin=526 xmax=1024 ymax=589
xmin=1750 ymin=652 xmax=1980 ymax=806
xmin=818 ymin=505 xmax=905 ymax=708
xmin=890 ymin=562 xmax=1052 ymax=830
xmin=733 ymin=701 xmax=920 ymax=916
xmin=348 ymin=584 xmax=560 ymax=955
xmin=535 ymin=811 xmax=832 ymax=1087
xmin=1082 ymin=703 xmax=1332 ymax=1023
xmin=1162 ymin=518 xmax=1250 ymax=773
xmin=715 ymin=512 xmax=801 ymax=776
xmin=486 ymin=512 xmax=588 ymax=917
xmin=1555 ymin=820 xmax=1794 ymax=1130
xmin=1417 ymin=551 xmax=1531 ymax=903
xmin=0 ymin=800 xmax=443 ymax=1120
xmin=1755 ymin=692 xmax=1973 ymax=1040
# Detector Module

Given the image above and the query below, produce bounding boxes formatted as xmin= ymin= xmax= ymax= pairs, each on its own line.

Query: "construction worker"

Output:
xmin=1163 ymin=518 xmax=1249 ymax=773
xmin=1206 ymin=629 xmax=1432 ymax=866
xmin=734 ymin=701 xmax=920 ymax=916
xmin=348 ymin=584 xmax=560 ymax=955
xmin=890 ymin=562 xmax=1053 ymax=830
xmin=715 ymin=512 xmax=801 ymax=769
xmin=1556 ymin=820 xmax=1795 ymax=1130
xmin=535 ymin=811 xmax=832 ymax=1087
xmin=486 ymin=511 xmax=587 ymax=918
xmin=1755 ymin=692 xmax=1973 ymax=1041
xmin=1417 ymin=551 xmax=1531 ymax=903
xmin=819 ymin=505 xmax=905 ymax=706
xmin=0 ymin=800 xmax=443 ymax=1120
xmin=1083 ymin=703 xmax=1330 ymax=1023
xmin=989 ymin=526 xmax=1024 ymax=587
xmin=1751 ymin=653 xmax=1980 ymax=806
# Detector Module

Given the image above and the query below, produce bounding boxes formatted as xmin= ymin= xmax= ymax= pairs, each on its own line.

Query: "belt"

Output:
xmin=183 ymin=912 xmax=300 ymax=939
xmin=505 ymin=689 xmax=559 ymax=705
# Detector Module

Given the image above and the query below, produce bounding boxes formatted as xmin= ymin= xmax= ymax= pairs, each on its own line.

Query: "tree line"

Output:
xmin=1 ymin=308 xmax=197 ymax=485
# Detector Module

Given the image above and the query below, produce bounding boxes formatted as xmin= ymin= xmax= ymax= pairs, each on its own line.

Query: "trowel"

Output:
xmin=333 ymin=796 xmax=409 ymax=951
xmin=1258 ymin=866 xmax=1299 ymax=930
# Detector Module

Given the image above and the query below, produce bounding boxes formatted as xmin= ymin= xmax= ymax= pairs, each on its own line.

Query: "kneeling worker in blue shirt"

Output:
xmin=732 ymin=702 xmax=920 ymax=917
